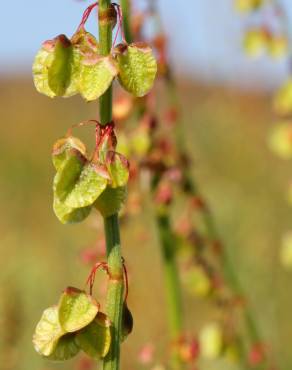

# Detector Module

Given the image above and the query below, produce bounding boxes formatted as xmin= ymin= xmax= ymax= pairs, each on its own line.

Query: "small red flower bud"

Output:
xmin=138 ymin=343 xmax=155 ymax=364
xmin=155 ymin=183 xmax=173 ymax=205
xmin=248 ymin=343 xmax=266 ymax=366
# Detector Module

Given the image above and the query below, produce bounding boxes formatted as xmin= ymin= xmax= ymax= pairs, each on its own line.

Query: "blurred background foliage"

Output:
xmin=1 ymin=0 xmax=292 ymax=370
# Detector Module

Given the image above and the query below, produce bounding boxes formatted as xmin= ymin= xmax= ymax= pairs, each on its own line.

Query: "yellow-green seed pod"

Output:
xmin=182 ymin=265 xmax=212 ymax=297
xmin=268 ymin=122 xmax=292 ymax=159
xmin=116 ymin=43 xmax=157 ymax=97
xmin=268 ymin=36 xmax=288 ymax=59
xmin=76 ymin=312 xmax=111 ymax=359
xmin=243 ymin=29 xmax=266 ymax=58
xmin=95 ymin=186 xmax=127 ymax=217
xmin=274 ymin=79 xmax=292 ymax=116
xmin=199 ymin=322 xmax=223 ymax=359
xmin=280 ymin=232 xmax=292 ymax=269
xmin=58 ymin=287 xmax=99 ymax=333
xmin=235 ymin=0 xmax=263 ymax=12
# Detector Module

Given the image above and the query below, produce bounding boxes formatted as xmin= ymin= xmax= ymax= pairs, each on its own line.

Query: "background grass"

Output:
xmin=0 ymin=77 xmax=291 ymax=370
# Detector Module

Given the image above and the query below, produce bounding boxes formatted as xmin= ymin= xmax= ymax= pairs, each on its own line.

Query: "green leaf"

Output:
xmin=48 ymin=35 xmax=73 ymax=96
xmin=76 ymin=312 xmax=111 ymax=359
xmin=58 ymin=287 xmax=99 ymax=333
xmin=53 ymin=197 xmax=91 ymax=224
xmin=116 ymin=43 xmax=157 ymax=97
xmin=79 ymin=56 xmax=118 ymax=101
xmin=121 ymin=303 xmax=133 ymax=342
xmin=52 ymin=136 xmax=87 ymax=171
xmin=33 ymin=306 xmax=64 ymax=357
xmin=33 ymin=42 xmax=55 ymax=98
xmin=46 ymin=333 xmax=80 ymax=361
xmin=64 ymin=164 xmax=108 ymax=208
xmin=106 ymin=152 xmax=129 ymax=188
xmin=95 ymin=186 xmax=127 ymax=217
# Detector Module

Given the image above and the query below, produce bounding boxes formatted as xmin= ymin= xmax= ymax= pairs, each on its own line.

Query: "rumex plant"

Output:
xmin=31 ymin=2 xmax=157 ymax=370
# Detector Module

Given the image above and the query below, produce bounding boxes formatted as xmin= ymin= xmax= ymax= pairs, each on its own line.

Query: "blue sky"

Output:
xmin=1 ymin=0 xmax=292 ymax=88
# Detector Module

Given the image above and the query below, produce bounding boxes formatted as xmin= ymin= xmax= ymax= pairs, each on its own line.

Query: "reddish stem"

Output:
xmin=112 ymin=3 xmax=127 ymax=46
xmin=78 ymin=1 xmax=99 ymax=31
xmin=66 ymin=119 xmax=100 ymax=137
xmin=122 ymin=258 xmax=129 ymax=301
xmin=86 ymin=261 xmax=109 ymax=295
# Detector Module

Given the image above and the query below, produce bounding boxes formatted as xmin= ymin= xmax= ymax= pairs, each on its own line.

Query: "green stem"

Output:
xmin=98 ymin=2 xmax=124 ymax=370
xmin=99 ymin=0 xmax=113 ymax=126
xmin=156 ymin=211 xmax=183 ymax=338
xmin=120 ymin=0 xmax=133 ymax=44
xmin=103 ymin=215 xmax=124 ymax=370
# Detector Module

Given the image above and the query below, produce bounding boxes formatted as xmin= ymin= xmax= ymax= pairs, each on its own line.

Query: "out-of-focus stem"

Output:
xmin=155 ymin=210 xmax=184 ymax=369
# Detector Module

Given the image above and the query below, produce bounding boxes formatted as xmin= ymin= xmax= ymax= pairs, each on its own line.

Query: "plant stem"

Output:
xmin=99 ymin=0 xmax=113 ymax=126
xmin=156 ymin=211 xmax=184 ymax=368
xmin=98 ymin=2 xmax=124 ymax=370
xmin=103 ymin=214 xmax=124 ymax=370
xmin=120 ymin=0 xmax=133 ymax=44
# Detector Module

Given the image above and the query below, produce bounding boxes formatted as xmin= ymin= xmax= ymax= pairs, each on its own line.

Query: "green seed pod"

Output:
xmin=46 ymin=333 xmax=80 ymax=361
xmin=268 ymin=36 xmax=288 ymax=59
xmin=33 ymin=306 xmax=64 ymax=357
xmin=182 ymin=265 xmax=212 ymax=297
xmin=52 ymin=136 xmax=110 ymax=224
xmin=130 ymin=127 xmax=151 ymax=157
xmin=280 ymin=232 xmax=292 ymax=269
xmin=33 ymin=35 xmax=79 ymax=98
xmin=53 ymin=150 xmax=86 ymax=202
xmin=106 ymin=152 xmax=129 ymax=188
xmin=53 ymin=197 xmax=92 ymax=224
xmin=76 ymin=312 xmax=111 ymax=359
xmin=95 ymin=186 xmax=127 ymax=217
xmin=121 ymin=303 xmax=133 ymax=342
xmin=243 ymin=29 xmax=266 ymax=58
xmin=274 ymin=79 xmax=292 ymax=116
xmin=79 ymin=56 xmax=118 ymax=101
xmin=235 ymin=0 xmax=263 ymax=12
xmin=52 ymin=136 xmax=87 ymax=171
xmin=33 ymin=40 xmax=56 ymax=98
xmin=199 ymin=322 xmax=223 ymax=359
xmin=58 ymin=287 xmax=99 ymax=333
xmin=64 ymin=163 xmax=108 ymax=208
xmin=115 ymin=42 xmax=157 ymax=97
xmin=48 ymin=35 xmax=74 ymax=96
xmin=268 ymin=122 xmax=292 ymax=159
xmin=71 ymin=29 xmax=100 ymax=55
